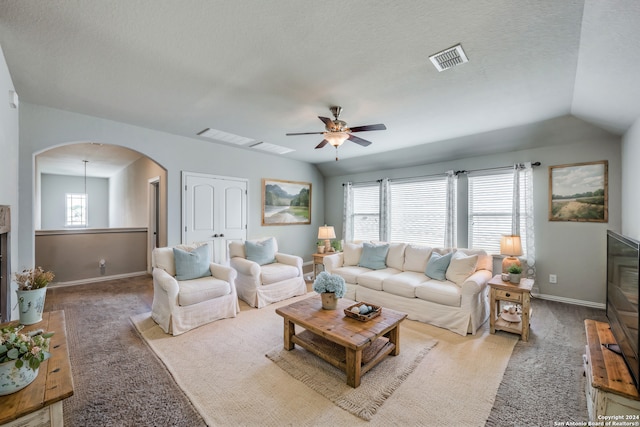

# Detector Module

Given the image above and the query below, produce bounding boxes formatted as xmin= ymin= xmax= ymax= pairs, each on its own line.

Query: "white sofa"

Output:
xmin=323 ymin=242 xmax=493 ymax=336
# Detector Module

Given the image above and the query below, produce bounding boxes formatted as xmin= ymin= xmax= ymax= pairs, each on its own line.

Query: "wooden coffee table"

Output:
xmin=275 ymin=296 xmax=407 ymax=388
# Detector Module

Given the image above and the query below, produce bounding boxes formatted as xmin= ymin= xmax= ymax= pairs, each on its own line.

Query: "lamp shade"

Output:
xmin=500 ymin=235 xmax=523 ymax=256
xmin=318 ymin=225 xmax=336 ymax=240
xmin=323 ymin=132 xmax=349 ymax=147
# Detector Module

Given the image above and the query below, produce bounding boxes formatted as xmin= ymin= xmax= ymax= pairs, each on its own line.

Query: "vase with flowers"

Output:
xmin=312 ymin=271 xmax=346 ymax=310
xmin=0 ymin=324 xmax=54 ymax=395
xmin=15 ymin=267 xmax=55 ymax=325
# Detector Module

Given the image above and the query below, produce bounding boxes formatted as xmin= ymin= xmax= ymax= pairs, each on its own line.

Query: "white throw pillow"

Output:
xmin=386 ymin=243 xmax=407 ymax=271
xmin=343 ymin=242 xmax=364 ymax=266
xmin=403 ymin=245 xmax=433 ymax=272
xmin=445 ymin=252 xmax=478 ymax=286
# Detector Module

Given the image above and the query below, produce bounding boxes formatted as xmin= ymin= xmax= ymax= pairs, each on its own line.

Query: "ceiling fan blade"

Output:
xmin=318 ymin=116 xmax=333 ymax=126
xmin=349 ymin=123 xmax=387 ymax=132
xmin=315 ymin=139 xmax=329 ymax=149
xmin=348 ymin=134 xmax=372 ymax=147
xmin=286 ymin=131 xmax=325 ymax=136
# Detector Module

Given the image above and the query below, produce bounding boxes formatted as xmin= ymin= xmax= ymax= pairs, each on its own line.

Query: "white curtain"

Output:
xmin=445 ymin=170 xmax=457 ymax=248
xmin=379 ymin=178 xmax=391 ymax=242
xmin=513 ymin=163 xmax=536 ymax=280
xmin=342 ymin=182 xmax=354 ymax=242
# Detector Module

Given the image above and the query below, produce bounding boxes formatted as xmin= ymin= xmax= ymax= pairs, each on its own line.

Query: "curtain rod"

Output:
xmin=342 ymin=162 xmax=541 ymax=186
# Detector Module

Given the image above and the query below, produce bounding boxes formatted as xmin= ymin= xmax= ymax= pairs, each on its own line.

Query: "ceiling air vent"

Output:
xmin=249 ymin=141 xmax=294 ymax=155
xmin=429 ymin=44 xmax=468 ymax=72
xmin=197 ymin=128 xmax=254 ymax=145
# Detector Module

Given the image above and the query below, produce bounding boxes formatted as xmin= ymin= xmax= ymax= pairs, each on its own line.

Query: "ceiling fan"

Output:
xmin=286 ymin=106 xmax=387 ymax=161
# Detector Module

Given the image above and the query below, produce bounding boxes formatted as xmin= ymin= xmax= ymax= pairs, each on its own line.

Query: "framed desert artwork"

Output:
xmin=262 ymin=179 xmax=311 ymax=225
xmin=548 ymin=160 xmax=608 ymax=223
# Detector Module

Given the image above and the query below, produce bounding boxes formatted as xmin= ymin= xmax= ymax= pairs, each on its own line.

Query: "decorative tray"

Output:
xmin=344 ymin=302 xmax=382 ymax=321
xmin=500 ymin=312 xmax=522 ymax=323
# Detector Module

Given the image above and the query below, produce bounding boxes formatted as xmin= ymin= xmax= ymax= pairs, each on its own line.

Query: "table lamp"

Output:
xmin=500 ymin=235 xmax=523 ymax=273
xmin=318 ymin=225 xmax=336 ymax=253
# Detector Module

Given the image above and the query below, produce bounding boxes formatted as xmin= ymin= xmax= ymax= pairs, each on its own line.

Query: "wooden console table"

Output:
xmin=583 ymin=319 xmax=640 ymax=420
xmin=0 ymin=311 xmax=74 ymax=426
xmin=489 ymin=274 xmax=534 ymax=341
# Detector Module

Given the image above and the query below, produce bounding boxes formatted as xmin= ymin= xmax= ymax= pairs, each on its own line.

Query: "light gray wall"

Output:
xmin=109 ymin=156 xmax=167 ymax=246
xmin=0 ymin=44 xmax=19 ymax=320
xmin=18 ymin=103 xmax=325 ymax=270
xmin=622 ymin=117 xmax=640 ymax=240
xmin=40 ymin=174 xmax=109 ymax=229
xmin=324 ymin=121 xmax=622 ymax=306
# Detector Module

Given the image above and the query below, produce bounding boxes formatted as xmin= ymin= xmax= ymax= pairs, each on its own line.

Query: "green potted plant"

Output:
xmin=312 ymin=271 xmax=346 ymax=309
xmin=0 ymin=324 xmax=54 ymax=395
xmin=15 ymin=267 xmax=55 ymax=325
xmin=316 ymin=239 xmax=325 ymax=254
xmin=508 ymin=264 xmax=523 ymax=284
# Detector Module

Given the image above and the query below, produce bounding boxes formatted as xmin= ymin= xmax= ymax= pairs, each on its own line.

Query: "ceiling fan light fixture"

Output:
xmin=324 ymin=132 xmax=349 ymax=147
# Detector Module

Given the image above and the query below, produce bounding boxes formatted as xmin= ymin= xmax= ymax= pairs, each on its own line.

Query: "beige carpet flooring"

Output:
xmin=132 ymin=294 xmax=518 ymax=426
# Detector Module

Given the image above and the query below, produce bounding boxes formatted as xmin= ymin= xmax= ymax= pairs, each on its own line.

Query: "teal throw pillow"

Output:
xmin=173 ymin=245 xmax=212 ymax=281
xmin=358 ymin=243 xmax=389 ymax=270
xmin=245 ymin=238 xmax=276 ymax=266
xmin=425 ymin=252 xmax=453 ymax=281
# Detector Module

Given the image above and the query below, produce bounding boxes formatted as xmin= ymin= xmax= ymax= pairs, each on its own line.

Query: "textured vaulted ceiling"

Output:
xmin=1 ymin=0 xmax=639 ymax=176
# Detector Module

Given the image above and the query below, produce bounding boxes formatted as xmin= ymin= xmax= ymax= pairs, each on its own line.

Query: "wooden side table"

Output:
xmin=489 ymin=274 xmax=534 ymax=341
xmin=0 ymin=311 xmax=74 ymax=426
xmin=312 ymin=252 xmax=333 ymax=279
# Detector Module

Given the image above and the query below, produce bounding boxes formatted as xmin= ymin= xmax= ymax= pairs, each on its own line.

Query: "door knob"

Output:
xmin=213 ymin=234 xmax=219 ymax=237
xmin=220 ymin=233 xmax=224 ymax=237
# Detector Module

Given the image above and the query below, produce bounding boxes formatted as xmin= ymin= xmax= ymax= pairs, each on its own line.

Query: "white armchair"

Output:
xmin=229 ymin=237 xmax=306 ymax=308
xmin=151 ymin=244 xmax=239 ymax=335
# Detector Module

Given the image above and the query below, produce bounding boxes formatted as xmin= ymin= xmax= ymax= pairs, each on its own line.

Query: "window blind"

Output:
xmin=352 ymin=184 xmax=380 ymax=241
xmin=468 ymin=171 xmax=528 ymax=255
xmin=389 ymin=177 xmax=452 ymax=246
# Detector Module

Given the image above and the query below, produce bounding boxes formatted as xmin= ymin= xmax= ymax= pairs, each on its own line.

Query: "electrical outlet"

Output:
xmin=549 ymin=274 xmax=557 ymax=284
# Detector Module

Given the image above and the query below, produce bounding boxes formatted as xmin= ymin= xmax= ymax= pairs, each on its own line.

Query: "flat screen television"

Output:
xmin=606 ymin=230 xmax=640 ymax=391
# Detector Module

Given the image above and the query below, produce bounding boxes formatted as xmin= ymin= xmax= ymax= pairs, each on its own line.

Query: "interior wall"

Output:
xmin=622 ymin=117 xmax=640 ymax=240
xmin=109 ymin=156 xmax=167 ymax=246
xmin=324 ymin=122 xmax=622 ymax=306
xmin=18 ymin=102 xmax=324 ymax=270
xmin=0 ymin=44 xmax=19 ymax=320
xmin=40 ymin=174 xmax=109 ymax=229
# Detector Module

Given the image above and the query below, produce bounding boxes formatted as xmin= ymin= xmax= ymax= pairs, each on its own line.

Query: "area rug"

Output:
xmin=266 ymin=336 xmax=437 ymax=420
xmin=132 ymin=294 xmax=518 ymax=426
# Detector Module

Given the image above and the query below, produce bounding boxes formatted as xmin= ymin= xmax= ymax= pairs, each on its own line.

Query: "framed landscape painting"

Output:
xmin=549 ymin=160 xmax=608 ymax=223
xmin=262 ymin=179 xmax=311 ymax=225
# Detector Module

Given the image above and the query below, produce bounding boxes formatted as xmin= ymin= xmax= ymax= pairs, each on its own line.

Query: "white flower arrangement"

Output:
xmin=312 ymin=271 xmax=346 ymax=299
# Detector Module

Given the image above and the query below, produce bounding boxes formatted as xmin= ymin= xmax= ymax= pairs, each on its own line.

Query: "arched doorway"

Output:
xmin=35 ymin=142 xmax=167 ymax=284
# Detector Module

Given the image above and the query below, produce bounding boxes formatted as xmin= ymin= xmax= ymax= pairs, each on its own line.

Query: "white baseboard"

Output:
xmin=49 ymin=271 xmax=149 ymax=288
xmin=532 ymin=291 xmax=605 ymax=310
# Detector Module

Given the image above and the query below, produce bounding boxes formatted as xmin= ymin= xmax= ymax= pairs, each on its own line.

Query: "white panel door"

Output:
xmin=183 ymin=172 xmax=247 ymax=264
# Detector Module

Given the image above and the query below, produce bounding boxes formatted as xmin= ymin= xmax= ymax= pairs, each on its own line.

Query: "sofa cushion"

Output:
xmin=386 ymin=243 xmax=407 ymax=270
xmin=178 ymin=276 xmax=231 ymax=306
xmin=343 ymin=242 xmax=363 ymax=266
xmin=260 ymin=263 xmax=299 ymax=285
xmin=331 ymin=266 xmax=372 ymax=284
xmin=455 ymin=248 xmax=492 ymax=271
xmin=415 ymin=280 xmax=462 ymax=307
xmin=425 ymin=252 xmax=453 ymax=280
xmin=359 ymin=242 xmax=389 ymax=270
xmin=357 ymin=268 xmax=401 ymax=291
xmin=245 ymin=238 xmax=277 ymax=265
xmin=446 ymin=252 xmax=478 ymax=286
xmin=173 ymin=245 xmax=213 ymax=281
xmin=403 ymin=245 xmax=433 ymax=273
xmin=382 ymin=271 xmax=429 ymax=298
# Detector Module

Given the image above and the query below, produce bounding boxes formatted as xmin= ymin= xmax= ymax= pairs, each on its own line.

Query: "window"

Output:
xmin=65 ymin=193 xmax=87 ymax=227
xmin=389 ymin=177 xmax=454 ymax=246
xmin=351 ymin=184 xmax=380 ymax=241
xmin=468 ymin=171 xmax=528 ymax=255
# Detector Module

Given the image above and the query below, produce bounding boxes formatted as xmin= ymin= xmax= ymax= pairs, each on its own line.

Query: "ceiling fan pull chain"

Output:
xmin=335 ymin=146 xmax=339 ymax=161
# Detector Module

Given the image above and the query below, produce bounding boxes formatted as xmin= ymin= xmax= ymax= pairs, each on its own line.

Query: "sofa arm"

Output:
xmin=152 ymin=268 xmax=180 ymax=302
xmin=230 ymin=257 xmax=260 ymax=277
xmin=460 ymin=270 xmax=492 ymax=295
xmin=210 ymin=262 xmax=237 ymax=283
xmin=275 ymin=253 xmax=302 ymax=269
xmin=323 ymin=253 xmax=344 ymax=273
